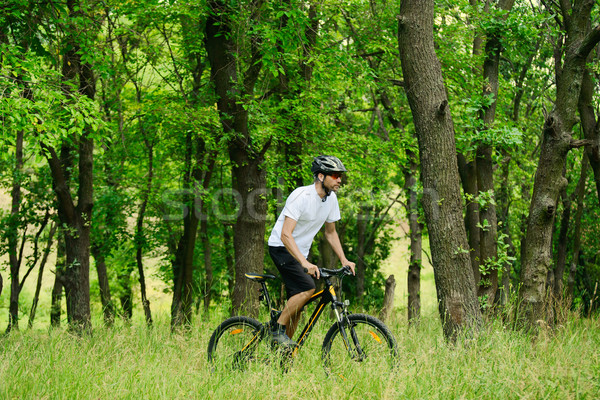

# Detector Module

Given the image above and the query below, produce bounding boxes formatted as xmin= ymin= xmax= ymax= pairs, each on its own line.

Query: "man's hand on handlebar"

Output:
xmin=342 ymin=259 xmax=356 ymax=276
xmin=302 ymin=261 xmax=320 ymax=279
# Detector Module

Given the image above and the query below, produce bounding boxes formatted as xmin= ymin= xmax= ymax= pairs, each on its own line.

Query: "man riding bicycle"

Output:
xmin=267 ymin=155 xmax=356 ymax=348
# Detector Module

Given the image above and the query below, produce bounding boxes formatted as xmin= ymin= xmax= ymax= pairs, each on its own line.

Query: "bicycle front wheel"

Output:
xmin=322 ymin=313 xmax=398 ymax=377
xmin=207 ymin=316 xmax=265 ymax=372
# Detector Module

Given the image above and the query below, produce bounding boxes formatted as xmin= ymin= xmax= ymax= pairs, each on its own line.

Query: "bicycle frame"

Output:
xmin=247 ymin=268 xmax=355 ymax=358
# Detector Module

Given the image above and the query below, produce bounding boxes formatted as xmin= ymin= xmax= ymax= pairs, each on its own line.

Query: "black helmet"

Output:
xmin=311 ymin=155 xmax=347 ymax=176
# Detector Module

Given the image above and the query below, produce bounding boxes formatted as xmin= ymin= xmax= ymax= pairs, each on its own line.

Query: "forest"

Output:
xmin=1 ymin=0 xmax=600 ymax=398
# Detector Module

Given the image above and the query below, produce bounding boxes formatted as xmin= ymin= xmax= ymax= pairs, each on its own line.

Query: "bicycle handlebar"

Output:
xmin=303 ymin=265 xmax=353 ymax=279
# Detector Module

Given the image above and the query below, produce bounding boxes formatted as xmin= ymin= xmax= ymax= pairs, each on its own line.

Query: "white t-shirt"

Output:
xmin=268 ymin=184 xmax=341 ymax=258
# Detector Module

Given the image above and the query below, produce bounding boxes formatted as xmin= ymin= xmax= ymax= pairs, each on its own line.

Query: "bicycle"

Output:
xmin=207 ymin=265 xmax=398 ymax=376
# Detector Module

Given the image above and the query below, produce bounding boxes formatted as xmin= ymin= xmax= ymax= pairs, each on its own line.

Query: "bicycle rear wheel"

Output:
xmin=322 ymin=313 xmax=398 ymax=378
xmin=207 ymin=316 xmax=265 ymax=372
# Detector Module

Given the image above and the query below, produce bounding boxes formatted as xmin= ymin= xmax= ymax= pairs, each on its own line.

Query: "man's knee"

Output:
xmin=300 ymin=288 xmax=315 ymax=300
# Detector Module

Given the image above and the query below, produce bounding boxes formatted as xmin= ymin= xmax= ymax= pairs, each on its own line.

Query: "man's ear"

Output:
xmin=318 ymin=172 xmax=325 ymax=182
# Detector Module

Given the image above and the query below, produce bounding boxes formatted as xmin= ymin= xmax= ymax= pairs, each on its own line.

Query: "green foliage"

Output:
xmin=2 ymin=0 xmax=599 ymax=327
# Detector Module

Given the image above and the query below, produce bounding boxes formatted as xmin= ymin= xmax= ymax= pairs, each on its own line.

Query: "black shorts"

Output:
xmin=268 ymin=246 xmax=316 ymax=299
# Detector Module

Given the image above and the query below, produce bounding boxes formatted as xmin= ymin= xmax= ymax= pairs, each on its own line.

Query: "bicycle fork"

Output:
xmin=331 ymin=299 xmax=366 ymax=362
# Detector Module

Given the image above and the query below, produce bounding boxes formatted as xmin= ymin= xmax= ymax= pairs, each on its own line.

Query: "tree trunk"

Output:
xmin=580 ymin=54 xmax=600 ymax=204
xmin=518 ymin=4 xmax=600 ymax=330
xmin=405 ymin=151 xmax=422 ymax=324
xmin=40 ymin=1 xmax=98 ymax=331
xmin=118 ymin=264 xmax=134 ymax=320
xmin=91 ymin=249 xmax=115 ymax=326
xmin=229 ymin=152 xmax=269 ymax=316
xmin=475 ymin=0 xmax=515 ymax=308
xmin=6 ymin=125 xmax=24 ymax=333
xmin=199 ymin=152 xmax=217 ymax=315
xmin=476 ymin=143 xmax=498 ymax=305
xmin=201 ymin=217 xmax=213 ymax=314
xmin=223 ymin=224 xmax=235 ymax=297
xmin=553 ymin=166 xmax=576 ymax=304
xmin=28 ymin=222 xmax=57 ymax=328
xmin=206 ymin=0 xmax=269 ymax=316
xmin=355 ymin=206 xmax=368 ymax=305
xmin=398 ymin=0 xmax=482 ymax=340
xmin=135 ymin=137 xmax=154 ymax=326
xmin=171 ymin=131 xmax=200 ymax=328
xmin=567 ymin=156 xmax=588 ymax=304
xmin=380 ymin=275 xmax=396 ymax=323
xmin=51 ymin=235 xmax=66 ymax=327
xmin=457 ymin=153 xmax=480 ymax=283
xmin=495 ymin=151 xmax=515 ymax=306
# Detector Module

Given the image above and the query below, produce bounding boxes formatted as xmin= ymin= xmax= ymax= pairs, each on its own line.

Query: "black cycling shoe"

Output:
xmin=270 ymin=323 xmax=297 ymax=350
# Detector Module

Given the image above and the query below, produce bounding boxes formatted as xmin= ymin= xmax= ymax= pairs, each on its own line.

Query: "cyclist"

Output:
xmin=267 ymin=155 xmax=356 ymax=348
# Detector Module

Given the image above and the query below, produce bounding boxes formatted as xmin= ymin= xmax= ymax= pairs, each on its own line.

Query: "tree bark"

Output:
xmin=171 ymin=130 xmax=200 ymax=328
xmin=553 ymin=167 xmax=574 ymax=302
xmin=223 ymin=224 xmax=235 ymax=297
xmin=405 ymin=151 xmax=422 ymax=324
xmin=475 ymin=0 xmax=515 ymax=308
xmin=6 ymin=124 xmax=24 ymax=333
xmin=200 ymin=153 xmax=217 ymax=314
xmin=398 ymin=0 xmax=482 ymax=340
xmin=135 ymin=136 xmax=154 ymax=326
xmin=355 ymin=206 xmax=368 ymax=304
xmin=495 ymin=151 xmax=516 ymax=306
xmin=91 ymin=249 xmax=115 ymax=326
xmin=51 ymin=236 xmax=66 ymax=328
xmin=28 ymin=222 xmax=57 ymax=328
xmin=580 ymin=52 xmax=600 ymax=203
xmin=518 ymin=3 xmax=600 ymax=330
xmin=457 ymin=153 xmax=480 ymax=283
xmin=567 ymin=156 xmax=588 ymax=304
xmin=380 ymin=275 xmax=396 ymax=323
xmin=205 ymin=0 xmax=269 ymax=316
xmin=38 ymin=0 xmax=99 ymax=332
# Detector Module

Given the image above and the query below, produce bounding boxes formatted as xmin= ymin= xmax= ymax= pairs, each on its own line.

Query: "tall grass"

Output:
xmin=1 ymin=310 xmax=598 ymax=399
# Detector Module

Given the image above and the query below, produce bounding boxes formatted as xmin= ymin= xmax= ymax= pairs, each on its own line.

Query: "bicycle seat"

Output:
xmin=245 ymin=272 xmax=277 ymax=283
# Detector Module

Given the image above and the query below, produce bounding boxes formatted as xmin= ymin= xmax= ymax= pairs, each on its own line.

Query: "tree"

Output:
xmin=205 ymin=0 xmax=272 ymax=316
xmin=398 ymin=0 xmax=482 ymax=340
xmin=40 ymin=0 xmax=103 ymax=331
xmin=473 ymin=0 xmax=515 ymax=308
xmin=518 ymin=0 xmax=600 ymax=330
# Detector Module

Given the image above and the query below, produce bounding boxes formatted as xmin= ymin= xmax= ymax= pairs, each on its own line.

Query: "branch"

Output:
xmin=558 ymin=0 xmax=571 ymax=31
xmin=365 ymin=191 xmax=403 ymax=250
xmin=259 ymin=136 xmax=272 ymax=158
xmin=243 ymin=0 xmax=266 ymax=95
xmin=578 ymin=24 xmax=600 ymax=60
xmin=353 ymin=51 xmax=385 ymax=58
xmin=20 ymin=211 xmax=50 ymax=291
xmin=17 ymin=225 xmax=28 ymax=273
xmin=539 ymin=0 xmax=563 ymax=30
xmin=569 ymin=139 xmax=593 ymax=149
xmin=41 ymin=142 xmax=76 ymax=224
xmin=157 ymin=22 xmax=187 ymax=100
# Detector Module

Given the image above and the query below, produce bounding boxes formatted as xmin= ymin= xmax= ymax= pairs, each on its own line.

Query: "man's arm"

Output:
xmin=280 ymin=216 xmax=320 ymax=279
xmin=324 ymin=221 xmax=356 ymax=275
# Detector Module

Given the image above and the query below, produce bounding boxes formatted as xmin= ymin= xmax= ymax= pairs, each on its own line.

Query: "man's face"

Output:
xmin=321 ymin=172 xmax=343 ymax=192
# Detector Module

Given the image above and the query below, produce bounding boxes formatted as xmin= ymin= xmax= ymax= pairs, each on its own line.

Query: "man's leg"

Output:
xmin=277 ymin=289 xmax=315 ymax=339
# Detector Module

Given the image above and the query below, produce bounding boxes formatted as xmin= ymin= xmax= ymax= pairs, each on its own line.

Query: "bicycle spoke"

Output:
xmin=322 ymin=314 xmax=397 ymax=378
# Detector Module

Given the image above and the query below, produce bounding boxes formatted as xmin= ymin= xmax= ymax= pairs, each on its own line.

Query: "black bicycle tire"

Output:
xmin=207 ymin=316 xmax=264 ymax=368
xmin=321 ymin=313 xmax=398 ymax=371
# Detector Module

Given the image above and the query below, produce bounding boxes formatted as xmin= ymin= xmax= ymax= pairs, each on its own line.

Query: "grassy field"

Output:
xmin=1 ymin=309 xmax=598 ymax=399
xmin=1 ymin=217 xmax=599 ymax=398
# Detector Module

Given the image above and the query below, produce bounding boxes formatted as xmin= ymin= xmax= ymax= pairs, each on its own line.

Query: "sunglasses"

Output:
xmin=328 ymin=172 xmax=343 ymax=180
